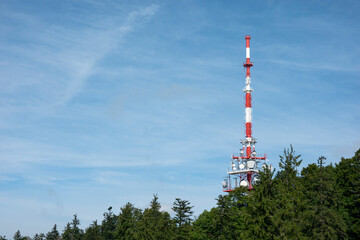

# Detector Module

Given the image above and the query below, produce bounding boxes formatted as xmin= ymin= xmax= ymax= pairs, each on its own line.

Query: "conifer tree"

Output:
xmin=138 ymin=194 xmax=175 ymax=240
xmin=46 ymin=224 xmax=60 ymax=240
xmin=12 ymin=231 xmax=29 ymax=240
xmin=62 ymin=214 xmax=84 ymax=240
xmin=172 ymin=198 xmax=194 ymax=240
xmin=114 ymin=202 xmax=141 ymax=240
xmin=273 ymin=145 xmax=305 ymax=239
xmin=246 ymin=164 xmax=277 ymax=239
xmin=84 ymin=221 xmax=101 ymax=240
xmin=335 ymin=149 xmax=360 ymax=239
xmin=61 ymin=223 xmax=72 ymax=240
xmin=101 ymin=207 xmax=117 ymax=240
xmin=301 ymin=157 xmax=347 ymax=239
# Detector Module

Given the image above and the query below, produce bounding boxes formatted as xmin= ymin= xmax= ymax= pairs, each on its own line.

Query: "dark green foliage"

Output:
xmin=83 ymin=221 xmax=101 ymax=240
xmin=246 ymin=164 xmax=277 ymax=239
xmin=335 ymin=149 xmax=360 ymax=239
xmin=300 ymin=157 xmax=346 ymax=239
xmin=33 ymin=233 xmax=45 ymax=240
xmin=62 ymin=214 xmax=84 ymax=240
xmin=272 ymin=146 xmax=305 ymax=239
xmin=46 ymin=225 xmax=59 ymax=240
xmin=172 ymin=198 xmax=194 ymax=239
xmin=101 ymin=207 xmax=117 ymax=240
xmin=114 ymin=202 xmax=141 ymax=239
xmin=9 ymin=147 xmax=360 ymax=240
xmin=138 ymin=194 xmax=175 ymax=240
xmin=61 ymin=223 xmax=72 ymax=240
xmin=12 ymin=231 xmax=29 ymax=240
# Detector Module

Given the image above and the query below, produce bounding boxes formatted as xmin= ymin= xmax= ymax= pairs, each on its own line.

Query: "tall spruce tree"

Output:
xmin=172 ymin=198 xmax=194 ymax=240
xmin=83 ymin=221 xmax=101 ymax=240
xmin=62 ymin=214 xmax=84 ymax=240
xmin=138 ymin=194 xmax=175 ymax=240
xmin=46 ymin=224 xmax=60 ymax=240
xmin=33 ymin=233 xmax=45 ymax=240
xmin=246 ymin=164 xmax=277 ymax=239
xmin=335 ymin=149 xmax=360 ymax=239
xmin=101 ymin=207 xmax=117 ymax=240
xmin=114 ymin=202 xmax=141 ymax=240
xmin=12 ymin=231 xmax=29 ymax=240
xmin=301 ymin=157 xmax=347 ymax=239
xmin=273 ymin=145 xmax=305 ymax=239
xmin=61 ymin=223 xmax=72 ymax=240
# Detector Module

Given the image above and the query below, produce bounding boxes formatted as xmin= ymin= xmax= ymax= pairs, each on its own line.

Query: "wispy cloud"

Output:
xmin=0 ymin=3 xmax=159 ymax=114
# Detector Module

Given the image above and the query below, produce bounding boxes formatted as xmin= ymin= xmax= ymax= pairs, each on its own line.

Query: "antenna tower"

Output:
xmin=222 ymin=35 xmax=267 ymax=192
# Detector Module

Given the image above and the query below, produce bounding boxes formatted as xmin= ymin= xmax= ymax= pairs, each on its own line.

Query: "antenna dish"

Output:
xmin=222 ymin=181 xmax=228 ymax=188
xmin=239 ymin=163 xmax=245 ymax=169
xmin=240 ymin=180 xmax=248 ymax=187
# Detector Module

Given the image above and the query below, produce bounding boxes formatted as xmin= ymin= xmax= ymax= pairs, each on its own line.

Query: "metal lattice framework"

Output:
xmin=222 ymin=35 xmax=267 ymax=192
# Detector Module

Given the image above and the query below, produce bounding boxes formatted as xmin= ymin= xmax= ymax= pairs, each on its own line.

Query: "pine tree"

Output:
xmin=114 ymin=202 xmax=141 ymax=240
xmin=61 ymin=223 xmax=72 ymax=240
xmin=301 ymin=157 xmax=347 ymax=239
xmin=101 ymin=207 xmax=117 ymax=240
xmin=335 ymin=149 xmax=360 ymax=239
xmin=71 ymin=214 xmax=84 ymax=240
xmin=62 ymin=214 xmax=84 ymax=240
xmin=246 ymin=164 xmax=277 ymax=239
xmin=138 ymin=194 xmax=175 ymax=240
xmin=46 ymin=224 xmax=60 ymax=240
xmin=273 ymin=145 xmax=305 ymax=239
xmin=33 ymin=233 xmax=45 ymax=240
xmin=84 ymin=221 xmax=102 ymax=240
xmin=12 ymin=231 xmax=29 ymax=240
xmin=172 ymin=198 xmax=194 ymax=240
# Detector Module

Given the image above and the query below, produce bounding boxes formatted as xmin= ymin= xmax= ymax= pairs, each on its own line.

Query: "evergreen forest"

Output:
xmin=3 ymin=146 xmax=360 ymax=240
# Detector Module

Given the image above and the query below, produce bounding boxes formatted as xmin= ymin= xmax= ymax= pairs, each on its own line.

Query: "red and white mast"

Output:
xmin=244 ymin=35 xmax=253 ymax=159
xmin=222 ymin=35 xmax=267 ymax=192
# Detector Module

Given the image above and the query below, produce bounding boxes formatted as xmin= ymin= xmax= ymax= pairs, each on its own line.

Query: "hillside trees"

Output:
xmin=5 ymin=146 xmax=360 ymax=240
xmin=300 ymin=157 xmax=346 ymax=239
xmin=335 ymin=149 xmax=360 ymax=239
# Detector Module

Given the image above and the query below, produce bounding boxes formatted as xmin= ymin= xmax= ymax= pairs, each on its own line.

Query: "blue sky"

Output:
xmin=0 ymin=0 xmax=359 ymax=237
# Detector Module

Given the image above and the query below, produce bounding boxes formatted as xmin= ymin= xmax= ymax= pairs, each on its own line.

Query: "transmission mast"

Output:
xmin=222 ymin=35 xmax=267 ymax=192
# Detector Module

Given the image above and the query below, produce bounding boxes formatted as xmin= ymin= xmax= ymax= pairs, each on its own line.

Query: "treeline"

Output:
xmin=2 ymin=146 xmax=359 ymax=240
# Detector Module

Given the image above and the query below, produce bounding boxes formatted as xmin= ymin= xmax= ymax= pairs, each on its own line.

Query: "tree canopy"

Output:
xmin=3 ymin=147 xmax=360 ymax=240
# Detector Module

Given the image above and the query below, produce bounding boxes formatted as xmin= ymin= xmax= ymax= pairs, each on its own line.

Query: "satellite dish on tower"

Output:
xmin=240 ymin=180 xmax=248 ymax=187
